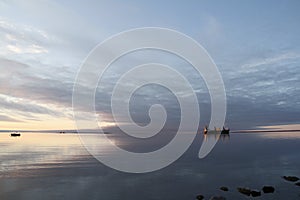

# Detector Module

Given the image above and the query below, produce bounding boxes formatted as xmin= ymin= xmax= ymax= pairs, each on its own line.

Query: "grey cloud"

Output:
xmin=0 ymin=57 xmax=73 ymax=105
xmin=0 ymin=57 xmax=29 ymax=76
xmin=0 ymin=114 xmax=22 ymax=122
xmin=0 ymin=95 xmax=63 ymax=117
xmin=80 ymin=49 xmax=300 ymax=130
xmin=223 ymin=53 xmax=300 ymax=107
xmin=0 ymin=17 xmax=52 ymax=45
xmin=226 ymin=96 xmax=300 ymax=130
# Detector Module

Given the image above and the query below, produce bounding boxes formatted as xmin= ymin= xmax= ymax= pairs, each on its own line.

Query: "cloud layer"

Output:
xmin=0 ymin=1 xmax=299 ymax=130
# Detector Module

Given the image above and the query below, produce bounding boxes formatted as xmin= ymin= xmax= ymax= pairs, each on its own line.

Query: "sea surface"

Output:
xmin=0 ymin=130 xmax=300 ymax=200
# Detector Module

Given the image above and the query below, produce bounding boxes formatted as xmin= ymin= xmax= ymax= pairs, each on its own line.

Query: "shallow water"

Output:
xmin=0 ymin=131 xmax=300 ymax=200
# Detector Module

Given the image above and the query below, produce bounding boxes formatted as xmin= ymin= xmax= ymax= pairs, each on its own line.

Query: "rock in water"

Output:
xmin=295 ymin=182 xmax=300 ymax=187
xmin=196 ymin=194 xmax=204 ymax=200
xmin=209 ymin=196 xmax=226 ymax=200
xmin=282 ymin=176 xmax=299 ymax=182
xmin=237 ymin=187 xmax=251 ymax=196
xmin=251 ymin=190 xmax=261 ymax=197
xmin=220 ymin=186 xmax=229 ymax=191
xmin=262 ymin=186 xmax=275 ymax=193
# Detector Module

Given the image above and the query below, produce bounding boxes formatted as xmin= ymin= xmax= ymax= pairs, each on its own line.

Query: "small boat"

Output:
xmin=203 ymin=126 xmax=221 ymax=134
xmin=10 ymin=132 xmax=21 ymax=137
xmin=203 ymin=126 xmax=230 ymax=134
xmin=221 ymin=126 xmax=230 ymax=134
xmin=203 ymin=126 xmax=208 ymax=134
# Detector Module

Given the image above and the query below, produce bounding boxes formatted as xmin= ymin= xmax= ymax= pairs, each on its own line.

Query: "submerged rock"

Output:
xmin=220 ymin=186 xmax=229 ymax=191
xmin=295 ymin=182 xmax=300 ymax=187
xmin=282 ymin=176 xmax=299 ymax=182
xmin=237 ymin=187 xmax=251 ymax=196
xmin=196 ymin=194 xmax=204 ymax=200
xmin=209 ymin=196 xmax=226 ymax=200
xmin=251 ymin=190 xmax=261 ymax=197
xmin=262 ymin=186 xmax=275 ymax=193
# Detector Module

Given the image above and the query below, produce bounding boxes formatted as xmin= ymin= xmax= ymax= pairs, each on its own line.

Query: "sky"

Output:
xmin=0 ymin=0 xmax=299 ymax=131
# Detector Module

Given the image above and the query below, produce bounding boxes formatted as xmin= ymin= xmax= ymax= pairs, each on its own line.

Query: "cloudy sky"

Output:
xmin=0 ymin=0 xmax=299 ymax=131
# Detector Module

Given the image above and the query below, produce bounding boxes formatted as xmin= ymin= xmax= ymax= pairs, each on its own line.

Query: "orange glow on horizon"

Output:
xmin=0 ymin=117 xmax=117 ymax=131
xmin=0 ymin=118 xmax=76 ymax=131
xmin=259 ymin=124 xmax=300 ymax=130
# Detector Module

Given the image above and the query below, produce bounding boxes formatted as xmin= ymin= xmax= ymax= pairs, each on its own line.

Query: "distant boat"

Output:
xmin=203 ymin=126 xmax=230 ymax=134
xmin=221 ymin=126 xmax=230 ymax=134
xmin=203 ymin=126 xmax=221 ymax=134
xmin=10 ymin=132 xmax=21 ymax=137
xmin=203 ymin=126 xmax=208 ymax=134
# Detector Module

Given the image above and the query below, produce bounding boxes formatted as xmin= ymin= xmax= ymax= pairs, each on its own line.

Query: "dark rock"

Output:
xmin=237 ymin=187 xmax=251 ymax=196
xmin=295 ymin=182 xmax=300 ymax=187
xmin=262 ymin=186 xmax=275 ymax=193
xmin=209 ymin=196 xmax=226 ymax=200
xmin=251 ymin=190 xmax=261 ymax=197
xmin=220 ymin=186 xmax=229 ymax=191
xmin=196 ymin=194 xmax=204 ymax=200
xmin=282 ymin=176 xmax=299 ymax=182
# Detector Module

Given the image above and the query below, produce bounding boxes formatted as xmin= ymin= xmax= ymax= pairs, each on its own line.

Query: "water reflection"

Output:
xmin=203 ymin=131 xmax=230 ymax=142
xmin=203 ymin=132 xmax=220 ymax=141
xmin=198 ymin=131 xmax=230 ymax=159
xmin=0 ymin=133 xmax=90 ymax=175
xmin=220 ymin=132 xmax=230 ymax=141
xmin=1 ymin=130 xmax=300 ymax=200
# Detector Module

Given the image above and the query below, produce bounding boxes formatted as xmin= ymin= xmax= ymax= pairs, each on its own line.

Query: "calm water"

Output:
xmin=0 ymin=131 xmax=300 ymax=200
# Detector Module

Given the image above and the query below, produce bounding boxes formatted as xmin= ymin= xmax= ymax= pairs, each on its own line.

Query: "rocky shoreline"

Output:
xmin=196 ymin=175 xmax=300 ymax=200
